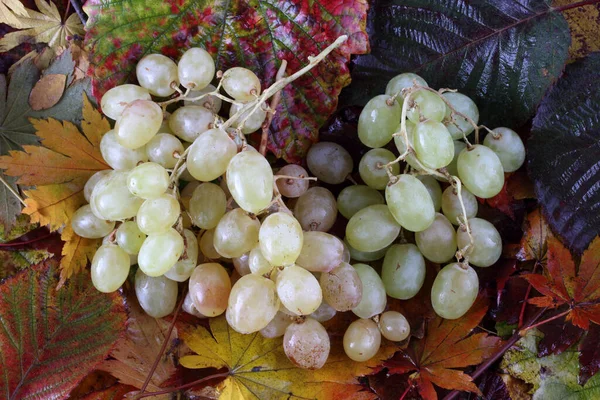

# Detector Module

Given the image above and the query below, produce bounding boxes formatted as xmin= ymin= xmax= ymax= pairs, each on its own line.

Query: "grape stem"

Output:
xmin=260 ymin=60 xmax=288 ymax=156
xmin=273 ymin=174 xmax=317 ymax=182
xmin=0 ymin=174 xmax=26 ymax=206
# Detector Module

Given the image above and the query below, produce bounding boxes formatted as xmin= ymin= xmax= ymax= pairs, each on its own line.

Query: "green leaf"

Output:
xmin=343 ymin=0 xmax=570 ymax=128
xmin=528 ymin=53 xmax=600 ymax=255
xmin=83 ymin=0 xmax=369 ymax=162
xmin=0 ymin=259 xmax=128 ymax=399
xmin=0 ymin=173 xmax=20 ymax=232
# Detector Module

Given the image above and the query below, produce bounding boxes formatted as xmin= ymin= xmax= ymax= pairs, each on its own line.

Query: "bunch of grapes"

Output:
xmin=71 ymin=36 xmax=525 ymax=371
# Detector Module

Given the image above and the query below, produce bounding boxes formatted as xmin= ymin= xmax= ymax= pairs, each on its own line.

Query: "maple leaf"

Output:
xmin=523 ymin=235 xmax=600 ymax=330
xmin=58 ymin=224 xmax=101 ymax=287
xmin=0 ymin=0 xmax=84 ymax=52
xmin=384 ymin=295 xmax=502 ymax=399
xmin=179 ymin=315 xmax=397 ymax=399
xmin=0 ymin=0 xmax=27 ymax=26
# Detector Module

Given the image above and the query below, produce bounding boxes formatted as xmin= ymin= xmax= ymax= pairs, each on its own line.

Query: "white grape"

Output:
xmin=164 ymin=229 xmax=199 ymax=281
xmin=127 ymin=162 xmax=169 ymax=199
xmin=229 ymin=103 xmax=267 ymax=134
xmin=137 ymin=228 xmax=184 ymax=277
xmin=352 ymin=263 xmax=387 ymax=319
xmin=186 ymin=128 xmax=237 ymax=182
xmin=346 ymin=204 xmax=400 ymax=252
xmin=213 ymin=208 xmax=260 ymax=258
xmin=483 ymin=127 xmax=526 ymax=172
xmin=136 ymin=194 xmax=180 ymax=234
xmin=276 ymin=264 xmax=322 ymax=315
xmin=442 ymin=92 xmax=479 ymax=139
xmin=71 ymin=204 xmax=115 ymax=239
xmin=84 ymin=170 xmax=111 ymax=202
xmin=169 ymin=105 xmax=214 ymax=143
xmin=136 ymin=54 xmax=179 ymax=97
xmin=188 ymin=182 xmax=227 ymax=229
xmin=115 ymin=100 xmax=162 ymax=149
xmin=226 ymin=150 xmax=273 ymax=214
xmin=100 ymin=84 xmax=151 ymax=120
xmin=188 ymin=262 xmax=231 ymax=317
xmin=306 ymin=142 xmax=353 ymax=184
xmin=226 ymin=274 xmax=280 ymax=333
xmin=221 ymin=67 xmax=261 ymax=101
xmin=90 ymin=171 xmax=144 ymax=220
xmin=100 ymin=129 xmax=148 ymax=170
xmin=177 ymin=47 xmax=215 ymax=90
xmin=146 ymin=133 xmax=184 ymax=169
xmin=184 ymin=84 xmax=222 ymax=112
xmin=259 ymin=212 xmax=303 ymax=266
xmin=115 ymin=221 xmax=146 ymax=255
xmin=135 ymin=269 xmax=178 ymax=318
xmin=91 ymin=244 xmax=130 ymax=293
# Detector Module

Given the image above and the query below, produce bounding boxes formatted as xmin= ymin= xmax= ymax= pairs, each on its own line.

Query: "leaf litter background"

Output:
xmin=1 ymin=0 xmax=600 ymax=399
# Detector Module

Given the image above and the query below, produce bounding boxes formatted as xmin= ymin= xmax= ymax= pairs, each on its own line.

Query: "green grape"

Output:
xmin=100 ymin=129 xmax=148 ymax=170
xmin=344 ymin=238 xmax=389 ymax=262
xmin=188 ymin=263 xmax=231 ymax=317
xmin=413 ymin=120 xmax=454 ymax=169
xmin=294 ymin=187 xmax=337 ymax=232
xmin=91 ymin=244 xmax=130 ymax=293
xmin=232 ymin=252 xmax=251 ymax=276
xmin=352 ymin=263 xmax=386 ymax=318
xmin=441 ymin=186 xmax=478 ymax=225
xmin=136 ymin=194 xmax=180 ymax=234
xmin=407 ymin=89 xmax=446 ymax=124
xmin=135 ymin=269 xmax=178 ymax=318
xmin=137 ymin=228 xmax=184 ymax=277
xmin=415 ymin=213 xmax=457 ymax=263
xmin=341 ymin=240 xmax=351 ymax=263
xmin=229 ymin=103 xmax=267 ymax=134
xmin=184 ymin=84 xmax=222 ymax=112
xmin=169 ymin=105 xmax=213 ymax=142
xmin=146 ymin=133 xmax=184 ymax=169
xmin=457 ymin=145 xmax=505 ymax=198
xmin=310 ymin=302 xmax=337 ymax=322
xmin=115 ymin=100 xmax=162 ymax=149
xmin=385 ymin=175 xmax=435 ymax=232
xmin=100 ymin=84 xmax=151 ymax=120
xmin=276 ymin=264 xmax=322 ymax=315
xmin=213 ymin=208 xmax=260 ymax=258
xmin=164 ymin=229 xmax=199 ymax=281
xmin=457 ymin=218 xmax=502 ymax=267
xmin=221 ymin=67 xmax=261 ymax=101
xmin=259 ymin=212 xmax=303 ymax=266
xmin=284 ymin=318 xmax=330 ymax=369
xmin=306 ymin=142 xmax=354 ymax=184
xmin=393 ymin=120 xmax=420 ymax=169
xmin=227 ymin=150 xmax=274 ymax=214
xmin=135 ymin=54 xmax=179 ymax=97
xmin=343 ymin=318 xmax=381 ymax=362
xmin=127 ymin=162 xmax=169 ymax=199
xmin=381 ymin=244 xmax=426 ymax=299
xmin=226 ymin=274 xmax=280 ymax=334
xmin=320 ymin=262 xmax=363 ymax=311
xmin=275 ymin=164 xmax=310 ymax=198
xmin=188 ymin=182 xmax=227 ymax=229
xmin=358 ymin=95 xmax=401 ymax=148
xmin=116 ymin=221 xmax=146 ymax=255
xmin=295 ymin=231 xmax=344 ymax=273
xmin=346 ymin=205 xmax=400 ymax=252
xmin=199 ymin=229 xmax=221 ymax=259
xmin=177 ymin=47 xmax=215 ymax=90
xmin=416 ymin=175 xmax=442 ymax=211
xmin=260 ymin=311 xmax=291 ymax=339
xmin=431 ymin=263 xmax=478 ymax=319
xmin=180 ymin=181 xmax=200 ymax=210
xmin=71 ymin=204 xmax=115 ymax=239
xmin=358 ymin=148 xmax=399 ymax=190
xmin=337 ymin=185 xmax=384 ymax=219
xmin=445 ymin=140 xmax=468 ymax=178
xmin=442 ymin=92 xmax=479 ymax=139
xmin=385 ymin=73 xmax=428 ymax=106
xmin=378 ymin=311 xmax=410 ymax=341
xmin=183 ymin=292 xmax=206 ymax=318
xmin=483 ymin=127 xmax=526 ymax=172
xmin=84 ymin=170 xmax=111 ymax=202
xmin=248 ymin=245 xmax=273 ymax=275
xmin=90 ymin=171 xmax=144 ymax=221
xmin=186 ymin=128 xmax=237 ymax=182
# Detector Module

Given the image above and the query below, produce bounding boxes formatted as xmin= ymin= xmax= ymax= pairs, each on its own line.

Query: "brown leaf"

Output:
xmin=29 ymin=73 xmax=66 ymax=110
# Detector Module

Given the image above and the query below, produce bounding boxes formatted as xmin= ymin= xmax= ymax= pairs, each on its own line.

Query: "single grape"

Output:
xmin=276 ymin=164 xmax=310 ymax=198
xmin=295 ymin=231 xmax=344 ymax=273
xmin=352 ymin=263 xmax=387 ymax=319
xmin=248 ymin=245 xmax=273 ymax=275
xmin=259 ymin=212 xmax=303 ymax=266
xmin=320 ymin=262 xmax=363 ymax=311
xmin=136 ymin=194 xmax=180 ymax=234
xmin=146 ymin=133 xmax=184 ymax=169
xmin=199 ymin=229 xmax=221 ymax=259
xmin=183 ymin=292 xmax=206 ymax=318
xmin=310 ymin=302 xmax=337 ymax=322
xmin=337 ymin=185 xmax=384 ymax=219
xmin=294 ymin=187 xmax=337 ymax=232
xmin=284 ymin=318 xmax=330 ymax=370
xmin=127 ymin=162 xmax=169 ymax=199
xmin=415 ymin=213 xmax=457 ymax=263
xmin=306 ymin=142 xmax=353 ymax=184
xmin=413 ymin=120 xmax=454 ymax=169
xmin=343 ymin=318 xmax=381 ymax=362
xmin=101 ymin=84 xmax=151 ymax=120
xmin=100 ymin=129 xmax=148 ymax=170
xmin=416 ymin=175 xmax=442 ymax=211
xmin=276 ymin=264 xmax=322 ymax=315
xmin=227 ymin=150 xmax=273 ymax=214
xmin=84 ymin=170 xmax=111 ymax=202
xmin=188 ymin=263 xmax=231 ymax=317
xmin=445 ymin=140 xmax=468 ymax=178
xmin=341 ymin=240 xmax=351 ymax=263
xmin=186 ymin=128 xmax=237 ymax=182
xmin=229 ymin=103 xmax=267 ymax=134
xmin=177 ymin=47 xmax=215 ymax=90
xmin=184 ymin=84 xmax=222 ymax=113
xmin=232 ymin=252 xmax=252 ymax=276
xmin=381 ymin=243 xmax=426 ymax=300
xmin=226 ymin=274 xmax=280 ymax=333
xmin=483 ymin=127 xmax=526 ymax=172
xmin=346 ymin=204 xmax=400 ymax=252
xmin=188 ymin=182 xmax=227 ymax=229
xmin=116 ymin=220 xmax=146 ymax=255
xmin=103 ymin=235 xmax=139 ymax=266
xmin=90 ymin=171 xmax=144 ymax=220
xmin=221 ymin=67 xmax=261 ymax=101
xmin=135 ymin=269 xmax=178 ymax=318
xmin=441 ymin=186 xmax=478 ymax=225
xmin=169 ymin=105 xmax=214 ymax=143
xmin=71 ymin=204 xmax=115 ymax=239
xmin=378 ymin=311 xmax=410 ymax=341
xmin=393 ymin=120 xmax=421 ymax=170
xmin=407 ymin=89 xmax=446 ymax=124
xmin=91 ymin=244 xmax=130 ymax=293
xmin=457 ymin=218 xmax=502 ymax=267
xmin=344 ymin=238 xmax=389 ymax=262
xmin=457 ymin=145 xmax=505 ymax=198
xmin=115 ymin=100 xmax=162 ymax=149
xmin=137 ymin=228 xmax=184 ymax=277
xmin=213 ymin=208 xmax=260 ymax=258
xmin=442 ymin=92 xmax=479 ymax=139
xmin=136 ymin=54 xmax=179 ymax=97
xmin=431 ymin=263 xmax=478 ymax=319
xmin=164 ymin=229 xmax=199 ymax=281
xmin=386 ymin=175 xmax=435 ymax=232
xmin=385 ymin=73 xmax=428 ymax=106
xmin=180 ymin=181 xmax=200 ymax=210
xmin=260 ymin=311 xmax=291 ymax=339
xmin=358 ymin=148 xmax=399 ymax=190
xmin=358 ymin=95 xmax=401 ymax=148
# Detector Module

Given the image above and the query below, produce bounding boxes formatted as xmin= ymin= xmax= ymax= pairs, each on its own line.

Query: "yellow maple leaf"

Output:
xmin=58 ymin=225 xmax=100 ymax=288
xmin=0 ymin=0 xmax=84 ymax=52
xmin=180 ymin=316 xmax=397 ymax=400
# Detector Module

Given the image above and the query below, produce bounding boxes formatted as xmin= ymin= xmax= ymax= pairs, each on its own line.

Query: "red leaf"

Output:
xmin=512 ymin=208 xmax=550 ymax=263
xmin=484 ymin=178 xmax=516 ymax=220
xmin=537 ymin=312 xmax=584 ymax=357
xmin=579 ymin=324 xmax=600 ymax=385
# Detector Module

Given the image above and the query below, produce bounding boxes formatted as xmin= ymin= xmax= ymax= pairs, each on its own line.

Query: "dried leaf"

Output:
xmin=59 ymin=224 xmax=101 ymax=288
xmin=0 ymin=172 xmax=21 ymax=231
xmin=0 ymin=0 xmax=27 ymax=26
xmin=514 ymin=208 xmax=551 ymax=263
xmin=553 ymin=0 xmax=600 ymax=60
xmin=29 ymin=73 xmax=66 ymax=110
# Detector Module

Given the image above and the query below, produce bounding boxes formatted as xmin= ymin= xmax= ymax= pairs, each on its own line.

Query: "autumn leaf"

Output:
xmin=512 ymin=208 xmax=551 ymax=263
xmin=384 ymin=295 xmax=502 ymax=399
xmin=179 ymin=315 xmax=397 ymax=399
xmin=0 ymin=0 xmax=84 ymax=52
xmin=0 ymin=0 xmax=26 ymax=26
xmin=553 ymin=0 xmax=600 ymax=60
xmin=523 ymin=235 xmax=600 ymax=329
xmin=58 ymin=224 xmax=101 ymax=287
xmin=0 ymin=259 xmax=128 ymax=399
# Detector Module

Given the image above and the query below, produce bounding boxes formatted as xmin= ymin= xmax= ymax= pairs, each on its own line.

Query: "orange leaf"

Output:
xmin=29 ymin=73 xmax=66 ymax=110
xmin=514 ymin=208 xmax=551 ymax=263
xmin=58 ymin=225 xmax=100 ymax=288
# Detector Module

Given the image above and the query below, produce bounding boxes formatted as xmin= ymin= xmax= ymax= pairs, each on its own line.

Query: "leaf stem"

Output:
xmin=134 ymin=371 xmax=231 ymax=399
xmin=518 ymin=261 xmax=540 ymax=328
xmin=553 ymin=0 xmax=600 ymax=13
xmin=399 ymin=383 xmax=413 ymax=400
xmin=518 ymin=308 xmax=571 ymax=335
xmin=260 ymin=60 xmax=287 ymax=156
xmin=0 ymin=174 xmax=26 ymax=206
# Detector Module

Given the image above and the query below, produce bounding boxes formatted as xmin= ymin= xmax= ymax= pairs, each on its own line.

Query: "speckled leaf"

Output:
xmin=528 ymin=53 xmax=600 ymax=254
xmin=0 ymin=259 xmax=127 ymax=399
xmin=344 ymin=0 xmax=570 ymax=128
xmin=83 ymin=0 xmax=369 ymax=162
